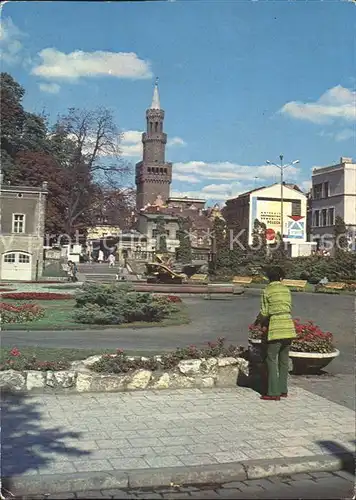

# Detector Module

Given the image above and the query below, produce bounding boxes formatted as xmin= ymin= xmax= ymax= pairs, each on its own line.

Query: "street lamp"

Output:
xmin=266 ymin=155 xmax=300 ymax=239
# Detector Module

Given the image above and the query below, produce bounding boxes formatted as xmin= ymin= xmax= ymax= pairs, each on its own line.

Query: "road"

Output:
xmin=1 ymin=291 xmax=354 ymax=408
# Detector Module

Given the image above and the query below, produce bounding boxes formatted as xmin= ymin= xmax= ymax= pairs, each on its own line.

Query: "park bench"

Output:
xmin=206 ymin=283 xmax=241 ymax=299
xmin=190 ymin=273 xmax=209 ymax=283
xmin=281 ymin=279 xmax=307 ymax=289
xmin=232 ymin=276 xmax=253 ymax=286
xmin=322 ymin=282 xmax=346 ymax=290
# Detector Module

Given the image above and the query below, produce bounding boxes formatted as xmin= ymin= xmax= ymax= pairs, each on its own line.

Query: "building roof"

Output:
xmin=168 ymin=196 xmax=206 ymax=203
xmin=225 ymin=182 xmax=303 ymax=203
xmin=0 ymin=175 xmax=48 ymax=193
xmin=150 ymin=78 xmax=161 ymax=109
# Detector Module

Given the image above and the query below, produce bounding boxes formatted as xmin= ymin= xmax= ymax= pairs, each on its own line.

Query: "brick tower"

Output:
xmin=135 ymin=79 xmax=172 ymax=210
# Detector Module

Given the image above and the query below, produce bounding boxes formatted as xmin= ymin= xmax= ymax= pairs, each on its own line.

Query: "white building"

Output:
xmin=224 ymin=183 xmax=310 ymax=255
xmin=311 ymin=157 xmax=356 ymax=250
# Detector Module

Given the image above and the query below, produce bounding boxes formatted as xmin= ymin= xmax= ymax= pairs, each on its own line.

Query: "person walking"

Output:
xmin=108 ymin=253 xmax=116 ymax=268
xmin=254 ymin=266 xmax=296 ymax=401
xmin=98 ymin=249 xmax=104 ymax=264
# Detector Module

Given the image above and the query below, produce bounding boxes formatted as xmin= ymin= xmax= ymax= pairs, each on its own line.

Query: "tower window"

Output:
xmin=147 ymin=167 xmax=151 ymax=173
xmin=155 ymin=122 xmax=158 ymax=132
xmin=150 ymin=122 xmax=153 ymax=133
xmin=164 ymin=168 xmax=167 ymax=174
xmin=160 ymin=168 xmax=163 ymax=174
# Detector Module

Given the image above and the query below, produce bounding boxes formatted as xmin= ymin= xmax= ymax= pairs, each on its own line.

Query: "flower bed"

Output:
xmin=0 ymin=340 xmax=249 ymax=393
xmin=0 ymin=288 xmax=17 ymax=292
xmin=248 ymin=319 xmax=336 ymax=354
xmin=1 ymin=292 xmax=74 ymax=300
xmin=0 ymin=302 xmax=45 ymax=323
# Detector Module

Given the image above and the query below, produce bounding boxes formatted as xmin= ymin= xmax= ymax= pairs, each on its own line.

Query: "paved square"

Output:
xmin=2 ymin=386 xmax=355 ymax=478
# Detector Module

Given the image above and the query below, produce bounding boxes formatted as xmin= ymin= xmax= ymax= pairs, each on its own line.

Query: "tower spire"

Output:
xmin=150 ymin=77 xmax=161 ymax=110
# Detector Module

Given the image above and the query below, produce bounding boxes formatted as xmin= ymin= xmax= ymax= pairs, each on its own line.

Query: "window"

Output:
xmin=321 ymin=209 xmax=327 ymax=227
xmin=4 ymin=253 xmax=15 ymax=263
xmin=152 ymin=229 xmax=170 ymax=238
xmin=155 ymin=122 xmax=158 ymax=132
xmin=313 ymin=210 xmax=320 ymax=227
xmin=12 ymin=214 xmax=25 ymax=233
xmin=291 ymin=200 xmax=301 ymax=216
xmin=313 ymin=184 xmax=323 ymax=200
xmin=328 ymin=208 xmax=335 ymax=226
xmin=19 ymin=253 xmax=30 ymax=263
xmin=323 ymin=182 xmax=329 ymax=198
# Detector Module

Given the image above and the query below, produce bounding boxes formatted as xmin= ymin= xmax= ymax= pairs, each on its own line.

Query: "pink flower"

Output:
xmin=10 ymin=347 xmax=21 ymax=357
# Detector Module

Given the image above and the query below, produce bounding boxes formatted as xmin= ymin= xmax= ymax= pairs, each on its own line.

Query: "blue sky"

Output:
xmin=1 ymin=0 xmax=355 ymax=204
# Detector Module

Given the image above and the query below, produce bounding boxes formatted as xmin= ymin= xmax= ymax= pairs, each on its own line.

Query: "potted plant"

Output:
xmin=248 ymin=320 xmax=339 ymax=375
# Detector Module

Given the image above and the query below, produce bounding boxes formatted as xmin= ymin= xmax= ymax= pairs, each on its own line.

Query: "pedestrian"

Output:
xmin=98 ymin=249 xmax=104 ymax=263
xmin=108 ymin=253 xmax=116 ymax=267
xmin=72 ymin=261 xmax=78 ymax=282
xmin=254 ymin=266 xmax=296 ymax=401
xmin=66 ymin=260 xmax=74 ymax=282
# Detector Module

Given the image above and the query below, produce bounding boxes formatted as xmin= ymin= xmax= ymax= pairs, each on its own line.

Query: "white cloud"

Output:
xmin=31 ymin=48 xmax=152 ymax=81
xmin=38 ymin=82 xmax=61 ymax=94
xmin=120 ymin=130 xmax=186 ymax=158
xmin=334 ymin=128 xmax=354 ymax=141
xmin=171 ymin=183 xmax=243 ymax=202
xmin=280 ymin=85 xmax=356 ymax=124
xmin=173 ymin=160 xmax=298 ymax=182
xmin=173 ymin=173 xmax=200 ymax=183
xmin=301 ymin=180 xmax=312 ymax=192
xmin=0 ymin=17 xmax=25 ymax=64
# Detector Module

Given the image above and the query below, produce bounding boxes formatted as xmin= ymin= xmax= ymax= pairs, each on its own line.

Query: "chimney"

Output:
xmin=340 ymin=157 xmax=352 ymax=164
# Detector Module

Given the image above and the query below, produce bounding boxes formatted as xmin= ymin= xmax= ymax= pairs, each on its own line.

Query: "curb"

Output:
xmin=5 ymin=453 xmax=355 ymax=496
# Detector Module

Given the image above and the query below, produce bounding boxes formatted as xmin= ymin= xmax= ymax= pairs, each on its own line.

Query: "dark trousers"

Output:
xmin=265 ymin=339 xmax=292 ymax=396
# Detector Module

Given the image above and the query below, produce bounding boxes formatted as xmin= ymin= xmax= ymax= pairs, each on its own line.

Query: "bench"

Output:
xmin=206 ymin=283 xmax=237 ymax=299
xmin=232 ymin=276 xmax=253 ymax=286
xmin=322 ymin=282 xmax=346 ymax=290
xmin=190 ymin=273 xmax=208 ymax=283
xmin=281 ymin=279 xmax=307 ymax=289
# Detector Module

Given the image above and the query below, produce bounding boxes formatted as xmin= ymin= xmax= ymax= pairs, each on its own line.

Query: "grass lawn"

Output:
xmin=1 ymin=299 xmax=190 ymax=331
xmin=0 ymin=346 xmax=165 ymax=363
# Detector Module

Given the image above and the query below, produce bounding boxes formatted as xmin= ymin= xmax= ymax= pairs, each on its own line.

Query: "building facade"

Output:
xmin=135 ymin=81 xmax=173 ymax=210
xmin=311 ymin=157 xmax=356 ymax=249
xmin=0 ymin=174 xmax=48 ymax=281
xmin=223 ymin=183 xmax=308 ymax=252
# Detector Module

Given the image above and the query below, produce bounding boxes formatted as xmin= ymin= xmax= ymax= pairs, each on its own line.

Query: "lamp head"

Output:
xmin=266 ymin=160 xmax=271 ymax=164
xmin=292 ymin=160 xmax=300 ymax=165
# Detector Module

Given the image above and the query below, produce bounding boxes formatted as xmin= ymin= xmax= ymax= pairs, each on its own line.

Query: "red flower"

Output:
xmin=10 ymin=347 xmax=21 ymax=357
xmin=116 ymin=348 xmax=124 ymax=354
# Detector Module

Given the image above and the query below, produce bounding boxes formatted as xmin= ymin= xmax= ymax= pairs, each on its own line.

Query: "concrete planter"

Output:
xmin=289 ymin=349 xmax=340 ymax=375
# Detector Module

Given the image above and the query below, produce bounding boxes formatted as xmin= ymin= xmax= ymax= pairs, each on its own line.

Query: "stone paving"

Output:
xmin=12 ymin=471 xmax=355 ymax=499
xmin=2 ymin=386 xmax=355 ymax=480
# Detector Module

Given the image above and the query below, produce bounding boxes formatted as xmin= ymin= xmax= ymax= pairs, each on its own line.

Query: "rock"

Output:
xmin=150 ymin=372 xmax=170 ymax=389
xmin=77 ymin=373 xmax=127 ymax=392
xmin=237 ymin=358 xmax=249 ymax=376
xmin=168 ymin=373 xmax=196 ymax=389
xmin=216 ymin=366 xmax=239 ymax=387
xmin=178 ymin=359 xmax=202 ymax=375
xmin=127 ymin=370 xmax=152 ymax=390
xmin=200 ymin=377 xmax=215 ymax=388
xmin=76 ymin=373 xmax=93 ymax=392
xmin=201 ymin=357 xmax=218 ymax=374
xmin=0 ymin=370 xmax=26 ymax=391
xmin=46 ymin=371 xmax=76 ymax=389
xmin=82 ymin=355 xmax=103 ymax=367
xmin=141 ymin=356 xmax=149 ymax=362
xmin=154 ymin=355 xmax=162 ymax=363
xmin=26 ymin=371 xmax=45 ymax=390
xmin=217 ymin=357 xmax=239 ymax=367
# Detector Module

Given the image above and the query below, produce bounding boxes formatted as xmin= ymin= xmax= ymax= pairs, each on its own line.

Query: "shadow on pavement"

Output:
xmin=316 ymin=439 xmax=356 ymax=475
xmin=1 ymin=389 xmax=90 ymax=497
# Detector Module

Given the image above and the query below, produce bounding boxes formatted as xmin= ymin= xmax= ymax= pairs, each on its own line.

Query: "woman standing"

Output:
xmin=255 ymin=266 xmax=296 ymax=401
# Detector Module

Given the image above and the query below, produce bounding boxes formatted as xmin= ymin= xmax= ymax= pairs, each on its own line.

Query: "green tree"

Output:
xmin=155 ymin=216 xmax=167 ymax=253
xmin=248 ymin=219 xmax=268 ymax=272
xmin=334 ymin=215 xmax=348 ymax=253
xmin=212 ymin=216 xmax=231 ymax=272
xmin=176 ymin=217 xmax=192 ymax=264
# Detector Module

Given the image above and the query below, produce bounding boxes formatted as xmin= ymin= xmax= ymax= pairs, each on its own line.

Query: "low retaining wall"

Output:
xmin=133 ymin=284 xmax=244 ymax=294
xmin=0 ymin=356 xmax=249 ymax=393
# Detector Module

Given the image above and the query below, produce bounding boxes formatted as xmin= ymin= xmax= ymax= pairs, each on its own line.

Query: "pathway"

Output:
xmin=2 ymin=386 xmax=355 ymax=497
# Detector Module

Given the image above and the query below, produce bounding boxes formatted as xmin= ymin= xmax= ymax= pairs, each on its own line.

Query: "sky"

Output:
xmin=1 ymin=0 xmax=355 ymax=205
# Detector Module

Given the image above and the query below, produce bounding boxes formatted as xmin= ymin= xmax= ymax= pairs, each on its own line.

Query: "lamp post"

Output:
xmin=266 ymin=155 xmax=300 ymax=239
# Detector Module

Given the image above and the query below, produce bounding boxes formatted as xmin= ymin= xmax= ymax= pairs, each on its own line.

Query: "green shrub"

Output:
xmin=73 ymin=283 xmax=179 ymax=325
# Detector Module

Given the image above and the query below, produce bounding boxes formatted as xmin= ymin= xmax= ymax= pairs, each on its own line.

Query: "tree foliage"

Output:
xmin=334 ymin=215 xmax=348 ymax=253
xmin=176 ymin=217 xmax=192 ymax=264
xmin=0 ymin=72 xmax=133 ymax=237
xmin=155 ymin=216 xmax=168 ymax=253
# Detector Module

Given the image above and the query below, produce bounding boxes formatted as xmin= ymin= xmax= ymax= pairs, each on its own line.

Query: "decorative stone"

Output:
xmin=90 ymin=374 xmax=127 ymax=392
xmin=201 ymin=357 xmax=218 ymax=374
xmin=237 ymin=358 xmax=249 ymax=376
xmin=216 ymin=366 xmax=239 ymax=387
xmin=151 ymin=372 xmax=170 ymax=389
xmin=126 ymin=370 xmax=152 ymax=390
xmin=200 ymin=377 xmax=215 ymax=388
xmin=141 ymin=356 xmax=149 ymax=362
xmin=26 ymin=371 xmax=46 ymax=390
xmin=0 ymin=370 xmax=26 ymax=391
xmin=154 ymin=355 xmax=162 ymax=363
xmin=178 ymin=359 xmax=202 ymax=375
xmin=46 ymin=371 xmax=76 ymax=388
xmin=217 ymin=357 xmax=239 ymax=367
xmin=82 ymin=355 xmax=103 ymax=367
xmin=76 ymin=373 xmax=93 ymax=392
xmin=168 ymin=374 xmax=196 ymax=388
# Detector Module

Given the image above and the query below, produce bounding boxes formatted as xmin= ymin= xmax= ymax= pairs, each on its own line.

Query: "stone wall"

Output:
xmin=0 ymin=355 xmax=249 ymax=393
